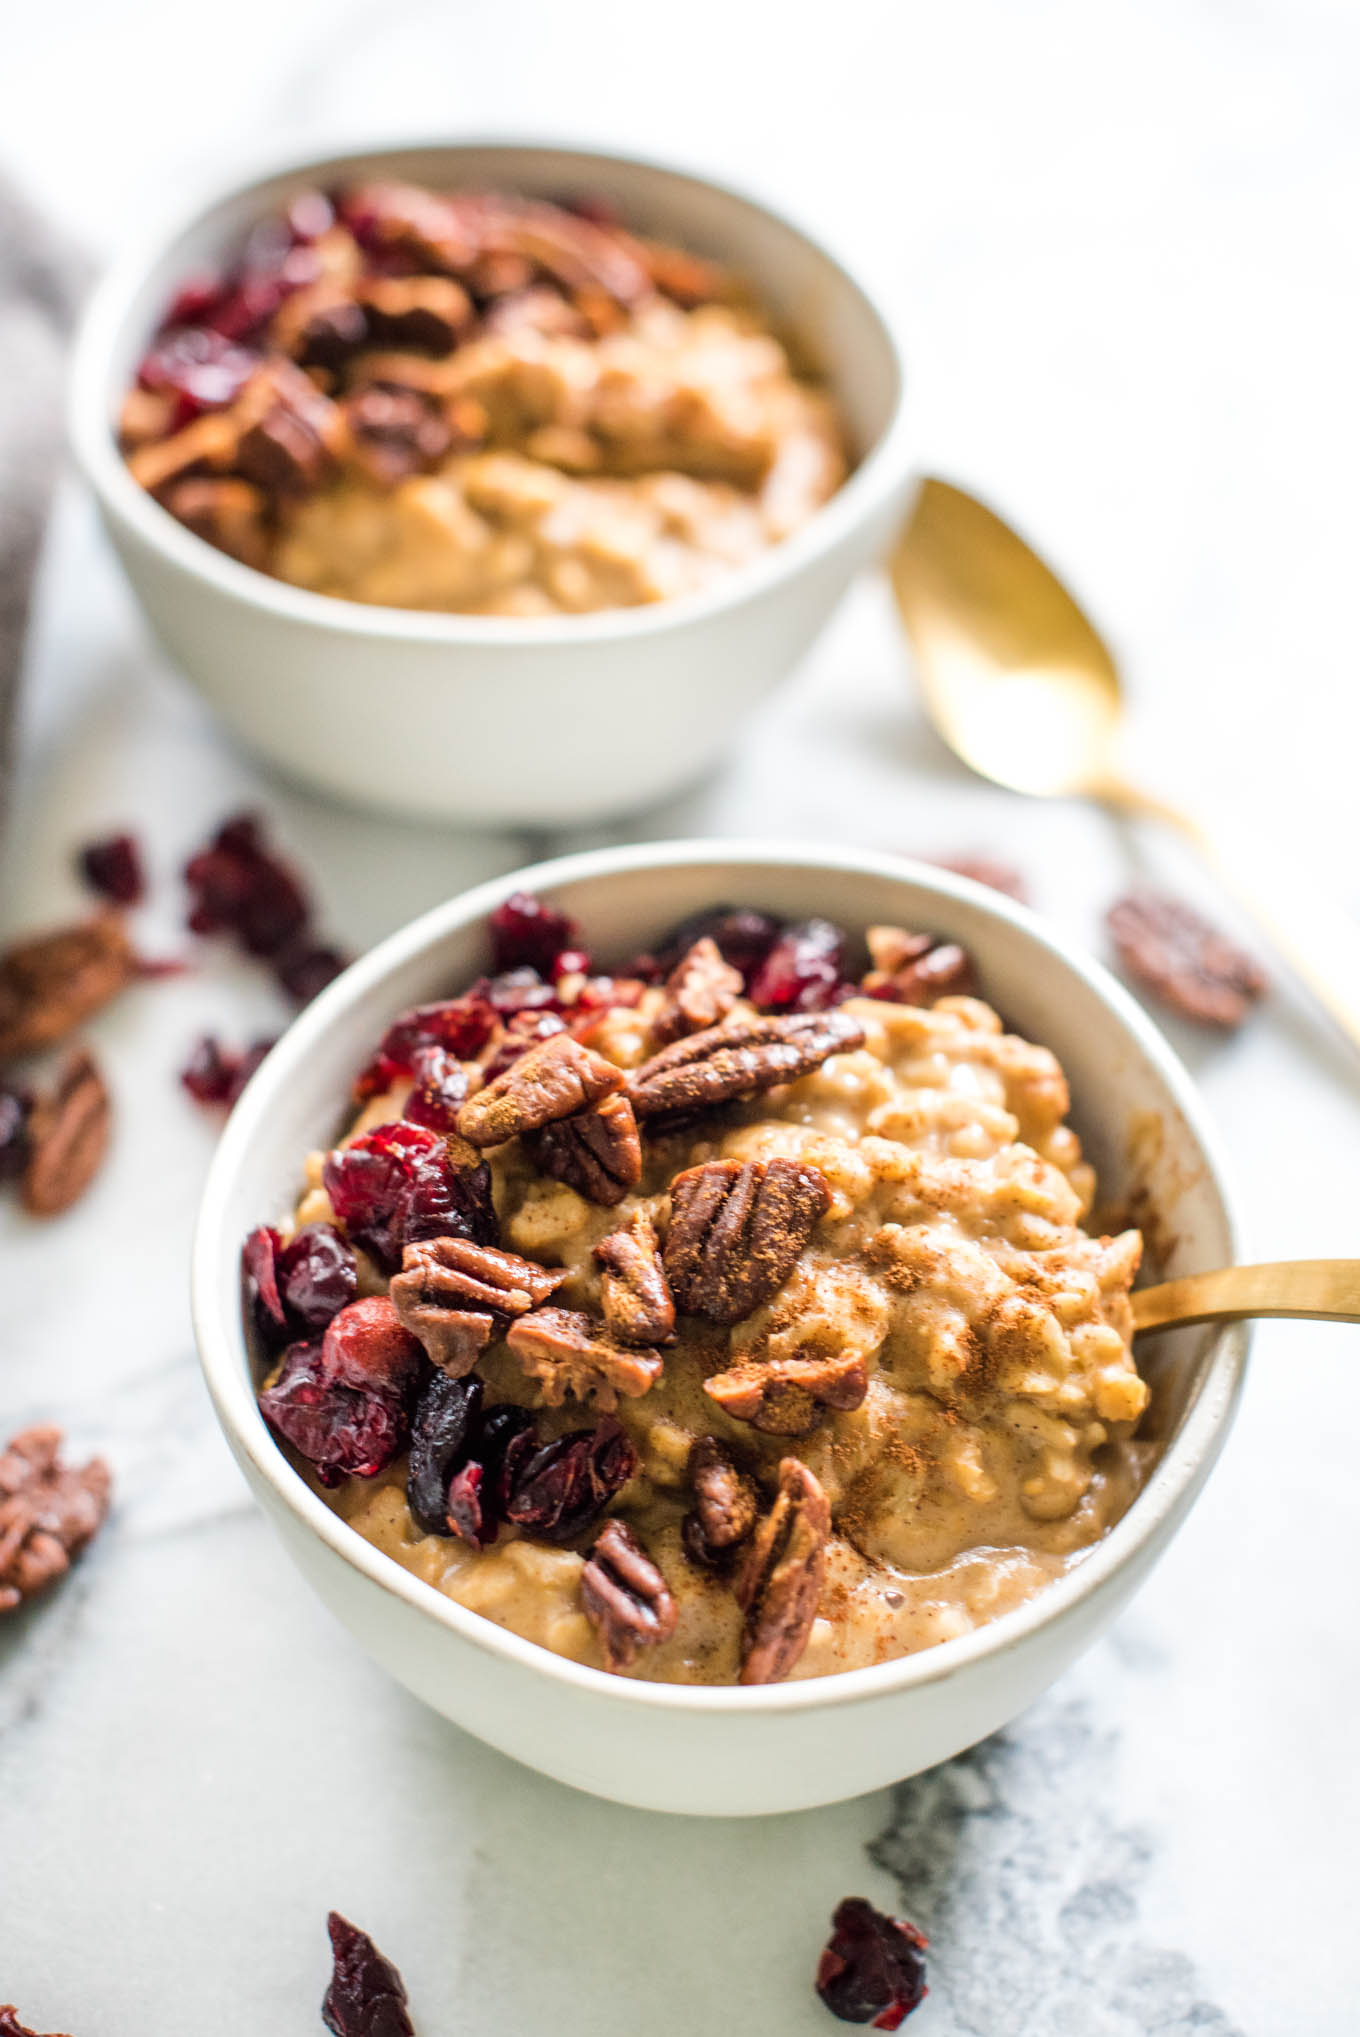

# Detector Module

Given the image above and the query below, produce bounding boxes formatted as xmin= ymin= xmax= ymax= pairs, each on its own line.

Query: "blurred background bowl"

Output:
xmin=70 ymin=140 xmax=914 ymax=828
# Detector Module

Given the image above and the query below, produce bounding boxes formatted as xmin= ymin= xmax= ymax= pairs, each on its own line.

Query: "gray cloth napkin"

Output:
xmin=0 ymin=175 xmax=87 ymax=806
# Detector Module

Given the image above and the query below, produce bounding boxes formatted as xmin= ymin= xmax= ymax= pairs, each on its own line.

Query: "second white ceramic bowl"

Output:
xmin=70 ymin=142 xmax=914 ymax=826
xmin=191 ymin=842 xmax=1247 ymax=1815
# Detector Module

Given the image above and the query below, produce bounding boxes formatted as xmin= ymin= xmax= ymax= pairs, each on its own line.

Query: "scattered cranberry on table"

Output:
xmin=815 ymin=1896 xmax=929 ymax=2028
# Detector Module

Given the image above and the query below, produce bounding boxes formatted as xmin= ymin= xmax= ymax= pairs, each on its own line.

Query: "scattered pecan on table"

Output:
xmin=504 ymin=1306 xmax=664 ymax=1411
xmin=664 ymin=1157 xmax=832 ymax=1326
xmin=651 ymin=935 xmax=743 ymax=1045
xmin=815 ymin=1896 xmax=929 ymax=2029
xmin=681 ymin=1435 xmax=759 ymax=1571
xmin=628 ymin=1008 xmax=865 ymax=1125
xmin=525 ymin=1089 xmax=642 ymax=1205
xmin=861 ymin=925 xmax=976 ymax=1005
xmin=0 ymin=1426 xmax=112 ymax=1615
xmin=20 ymin=1051 xmax=112 ymax=1219
xmin=322 ymin=1911 xmax=415 ymax=2037
xmin=581 ymin=1518 xmax=677 ymax=1672
xmin=0 ymin=914 xmax=136 ymax=1060
xmin=1107 ymin=890 xmax=1267 ymax=1028
xmin=390 ymin=1236 xmax=566 ymax=1374
xmin=457 ymin=1031 xmax=625 ymax=1146
xmin=594 ymin=1209 xmax=676 ymax=1345
xmin=736 ymin=1456 xmax=831 ymax=1685
xmin=704 ymin=1349 xmax=868 ymax=1436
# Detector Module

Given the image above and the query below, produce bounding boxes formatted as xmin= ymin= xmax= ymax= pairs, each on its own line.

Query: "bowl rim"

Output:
xmin=70 ymin=134 xmax=913 ymax=648
xmin=191 ymin=839 xmax=1248 ymax=1716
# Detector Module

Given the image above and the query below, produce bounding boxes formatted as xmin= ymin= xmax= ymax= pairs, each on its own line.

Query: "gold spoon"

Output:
xmin=891 ymin=478 xmax=1360 ymax=1054
xmin=1133 ymin=1259 xmax=1360 ymax=1333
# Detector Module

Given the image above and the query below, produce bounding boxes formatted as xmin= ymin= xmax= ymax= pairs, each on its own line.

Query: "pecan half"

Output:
xmin=629 ymin=1009 xmax=865 ymax=1124
xmin=594 ymin=1209 xmax=675 ymax=1345
xmin=651 ymin=936 xmax=743 ymax=1046
xmin=390 ymin=1236 xmax=565 ymax=1373
xmin=704 ymin=1350 xmax=868 ymax=1435
xmin=681 ymin=1435 xmax=758 ymax=1570
xmin=0 ymin=914 xmax=136 ymax=1059
xmin=735 ymin=1457 xmax=830 ymax=1685
xmin=0 ymin=1425 xmax=112 ymax=1614
xmin=581 ymin=1518 xmax=677 ymax=1672
xmin=458 ymin=1033 xmax=625 ymax=1147
xmin=1108 ymin=891 xmax=1267 ymax=1029
xmin=22 ymin=1051 xmax=112 ymax=1218
xmin=271 ymin=284 xmax=369 ymax=371
xmin=525 ymin=1091 xmax=641 ymax=1205
xmin=234 ymin=360 xmax=346 ymax=499
xmin=664 ymin=1157 xmax=831 ymax=1325
xmin=343 ymin=386 xmax=453 ymax=488
xmin=358 ymin=275 xmax=474 ymax=353
xmin=505 ymin=1306 xmax=663 ymax=1411
xmin=159 ymin=476 xmax=272 ymax=569
xmin=863 ymin=925 xmax=976 ymax=1003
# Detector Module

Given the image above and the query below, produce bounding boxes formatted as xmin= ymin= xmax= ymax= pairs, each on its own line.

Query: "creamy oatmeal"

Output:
xmin=244 ymin=896 xmax=1151 ymax=1687
xmin=122 ymin=184 xmax=846 ymax=615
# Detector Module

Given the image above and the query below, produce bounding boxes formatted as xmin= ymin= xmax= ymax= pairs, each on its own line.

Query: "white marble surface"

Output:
xmin=4 ymin=3 xmax=1360 ymax=2028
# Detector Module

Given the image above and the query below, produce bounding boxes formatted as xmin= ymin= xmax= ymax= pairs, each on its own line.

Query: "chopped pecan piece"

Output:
xmin=735 ymin=1456 xmax=830 ymax=1685
xmin=358 ymin=275 xmax=474 ymax=353
xmin=339 ymin=181 xmax=480 ymax=274
xmin=21 ymin=1050 xmax=112 ymax=1218
xmin=525 ymin=1091 xmax=641 ymax=1205
xmin=704 ymin=1350 xmax=868 ymax=1435
xmin=629 ymin=1009 xmax=865 ymax=1124
xmin=270 ymin=283 xmax=369 ymax=371
xmin=127 ymin=410 xmax=240 ymax=494
xmin=505 ymin=1306 xmax=663 ymax=1412
xmin=1108 ymin=890 xmax=1267 ymax=1029
xmin=390 ymin=1235 xmax=566 ymax=1372
xmin=159 ymin=476 xmax=272 ymax=568
xmin=234 ymin=360 xmax=346 ymax=498
xmin=119 ymin=383 xmax=177 ymax=450
xmin=581 ymin=1518 xmax=677 ymax=1672
xmin=863 ymin=925 xmax=977 ymax=1004
xmin=0 ymin=913 xmax=136 ymax=1059
xmin=457 ymin=1032 xmax=625 ymax=1147
xmin=681 ymin=1435 xmax=759 ymax=1570
xmin=664 ymin=1157 xmax=831 ymax=1325
xmin=652 ymin=936 xmax=743 ymax=1045
xmin=0 ymin=1425 xmax=112 ymax=1614
xmin=594 ymin=1209 xmax=675 ymax=1345
xmin=342 ymin=386 xmax=454 ymax=488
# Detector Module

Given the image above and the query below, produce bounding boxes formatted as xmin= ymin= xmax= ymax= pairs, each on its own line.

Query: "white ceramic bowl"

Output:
xmin=70 ymin=142 xmax=914 ymax=827
xmin=191 ymin=842 xmax=1247 ymax=1815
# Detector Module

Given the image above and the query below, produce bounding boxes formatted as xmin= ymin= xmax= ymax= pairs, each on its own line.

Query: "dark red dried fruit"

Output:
xmin=649 ymin=904 xmax=783 ymax=987
xmin=355 ymin=995 xmax=498 ymax=1100
xmin=815 ymin=1897 xmax=929 ymax=2029
xmin=78 ymin=830 xmax=145 ymax=905
xmin=184 ymin=812 xmax=310 ymax=960
xmin=322 ymin=1911 xmax=414 ymax=2037
xmin=322 ymin=1297 xmax=423 ymax=1400
xmin=180 ymin=1033 xmax=276 ymax=1106
xmin=278 ymin=1223 xmax=357 ymax=1330
xmin=136 ymin=325 xmax=256 ymax=427
xmin=489 ymin=890 xmax=580 ymax=976
xmin=1107 ymin=890 xmax=1267 ymax=1029
xmin=503 ymin=1416 xmax=637 ymax=1544
xmin=323 ymin=1120 xmax=495 ymax=1271
xmin=0 ymin=1087 xmax=32 ymax=1183
xmin=275 ymin=938 xmax=349 ymax=1005
xmin=407 ymin=1371 xmax=482 ymax=1535
xmin=259 ymin=1339 xmax=407 ymax=1486
xmin=748 ymin=917 xmax=847 ymax=1012
xmin=402 ymin=1045 xmax=468 ymax=1132
xmin=480 ymin=1008 xmax=567 ymax=1081
xmin=485 ymin=966 xmax=559 ymax=1016
xmin=243 ymin=1223 xmax=288 ymax=1335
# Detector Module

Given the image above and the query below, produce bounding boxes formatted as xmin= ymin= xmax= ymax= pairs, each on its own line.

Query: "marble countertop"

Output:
xmin=3 ymin=3 xmax=1359 ymax=2029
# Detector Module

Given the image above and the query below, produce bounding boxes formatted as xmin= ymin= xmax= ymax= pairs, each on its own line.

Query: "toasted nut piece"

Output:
xmin=505 ymin=1306 xmax=663 ymax=1412
xmin=681 ymin=1435 xmax=758 ymax=1569
xmin=594 ymin=1209 xmax=675 ymax=1345
xmin=358 ymin=275 xmax=474 ymax=354
xmin=629 ymin=1009 xmax=864 ymax=1124
xmin=581 ymin=1518 xmax=677 ymax=1672
xmin=234 ymin=359 xmax=346 ymax=499
xmin=704 ymin=1350 xmax=868 ymax=1435
xmin=1108 ymin=891 xmax=1267 ymax=1028
xmin=526 ymin=1092 xmax=641 ymax=1206
xmin=390 ymin=1236 xmax=566 ymax=1374
xmin=735 ymin=1457 xmax=831 ymax=1685
xmin=0 ymin=915 xmax=136 ymax=1060
xmin=863 ymin=925 xmax=977 ymax=1003
xmin=127 ymin=411 xmax=240 ymax=494
xmin=159 ymin=476 xmax=271 ymax=569
xmin=21 ymin=1051 xmax=112 ymax=1219
xmin=651 ymin=936 xmax=743 ymax=1046
xmin=0 ymin=1424 xmax=112 ymax=1614
xmin=342 ymin=386 xmax=454 ymax=488
xmin=457 ymin=1033 xmax=625 ymax=1147
xmin=664 ymin=1157 xmax=831 ymax=1326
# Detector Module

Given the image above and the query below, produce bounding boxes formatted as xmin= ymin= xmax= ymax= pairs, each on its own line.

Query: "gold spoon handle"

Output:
xmin=1098 ymin=772 xmax=1360 ymax=1057
xmin=1133 ymin=1259 xmax=1360 ymax=1332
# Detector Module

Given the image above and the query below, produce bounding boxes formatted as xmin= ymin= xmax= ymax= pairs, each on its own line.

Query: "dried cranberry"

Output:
xmin=489 ymin=891 xmax=580 ymax=976
xmin=286 ymin=190 xmax=335 ymax=242
xmin=322 ymin=1911 xmax=414 ymax=2037
xmin=184 ymin=812 xmax=310 ymax=960
xmin=480 ymin=1008 xmax=567 ymax=1081
xmin=649 ymin=905 xmax=783 ymax=987
xmin=242 ymin=1223 xmax=288 ymax=1334
xmin=571 ymin=974 xmax=644 ymax=1017
xmin=445 ymin=1459 xmax=488 ymax=1543
xmin=322 ymin=1297 xmax=424 ymax=1400
xmin=0 ymin=1087 xmax=32 ymax=1183
xmin=407 ymin=1372 xmax=483 ymax=1536
xmin=402 ymin=1045 xmax=468 ymax=1132
xmin=815 ymin=1898 xmax=929 ymax=2029
xmin=180 ymin=1033 xmax=276 ymax=1106
xmin=554 ymin=947 xmax=591 ymax=979
xmin=137 ymin=326 xmax=256 ymax=426
xmin=355 ymin=995 xmax=498 ymax=1099
xmin=259 ymin=1338 xmax=407 ymax=1485
xmin=323 ymin=1120 xmax=496 ymax=1271
xmin=165 ymin=273 xmax=224 ymax=327
xmin=78 ymin=830 xmax=145 ymax=905
xmin=748 ymin=917 xmax=847 ymax=1012
xmin=503 ymin=1416 xmax=637 ymax=1544
xmin=471 ymin=1402 xmax=536 ymax=1538
xmin=275 ymin=938 xmax=349 ymax=1005
xmin=277 ymin=1223 xmax=357 ymax=1330
xmin=484 ymin=967 xmax=559 ymax=1016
